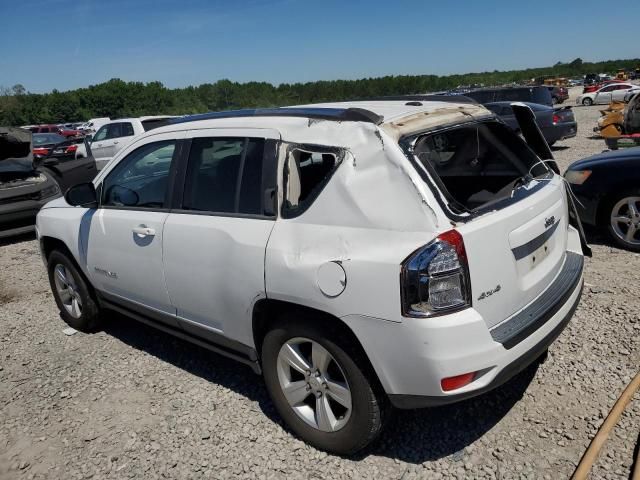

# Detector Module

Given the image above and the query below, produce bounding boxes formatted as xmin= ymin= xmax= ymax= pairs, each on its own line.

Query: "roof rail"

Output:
xmin=358 ymin=94 xmax=478 ymax=105
xmin=171 ymin=107 xmax=384 ymax=126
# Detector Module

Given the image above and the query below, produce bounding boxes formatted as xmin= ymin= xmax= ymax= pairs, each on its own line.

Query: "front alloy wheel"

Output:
xmin=609 ymin=196 xmax=640 ymax=251
xmin=47 ymin=250 xmax=102 ymax=331
xmin=582 ymin=97 xmax=594 ymax=106
xmin=277 ymin=338 xmax=352 ymax=432
xmin=53 ymin=264 xmax=83 ymax=318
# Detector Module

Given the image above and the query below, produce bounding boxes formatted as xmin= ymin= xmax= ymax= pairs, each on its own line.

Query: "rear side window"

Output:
xmin=283 ymin=148 xmax=341 ymax=217
xmin=121 ymin=122 xmax=135 ymax=136
xmin=102 ymin=140 xmax=176 ymax=208
xmin=182 ymin=137 xmax=266 ymax=215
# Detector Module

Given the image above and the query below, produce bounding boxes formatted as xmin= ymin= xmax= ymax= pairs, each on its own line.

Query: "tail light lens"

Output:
xmin=401 ymin=229 xmax=471 ymax=317
xmin=65 ymin=145 xmax=78 ymax=153
xmin=552 ymin=114 xmax=561 ymax=124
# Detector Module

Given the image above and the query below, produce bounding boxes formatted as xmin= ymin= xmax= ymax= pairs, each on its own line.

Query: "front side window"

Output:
xmin=93 ymin=125 xmax=109 ymax=142
xmin=102 ymin=140 xmax=176 ymax=208
xmin=182 ymin=137 xmax=266 ymax=215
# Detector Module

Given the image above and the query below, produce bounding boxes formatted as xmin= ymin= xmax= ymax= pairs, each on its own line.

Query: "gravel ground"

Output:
xmin=1 ymin=97 xmax=639 ymax=480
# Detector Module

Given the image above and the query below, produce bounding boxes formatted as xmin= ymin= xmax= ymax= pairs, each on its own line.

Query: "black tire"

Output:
xmin=582 ymin=97 xmax=594 ymax=106
xmin=601 ymin=193 xmax=640 ymax=252
xmin=261 ymin=314 xmax=387 ymax=455
xmin=47 ymin=250 xmax=102 ymax=331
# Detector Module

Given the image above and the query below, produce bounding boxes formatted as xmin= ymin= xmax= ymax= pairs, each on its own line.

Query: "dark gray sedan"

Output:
xmin=484 ymin=102 xmax=577 ymax=146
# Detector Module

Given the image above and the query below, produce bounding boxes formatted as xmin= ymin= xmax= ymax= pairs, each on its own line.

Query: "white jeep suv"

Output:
xmin=36 ymin=99 xmax=587 ymax=454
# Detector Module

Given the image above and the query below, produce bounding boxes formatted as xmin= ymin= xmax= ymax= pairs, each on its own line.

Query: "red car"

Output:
xmin=29 ymin=124 xmax=61 ymax=134
xmin=29 ymin=124 xmax=82 ymax=138
xmin=583 ymin=79 xmax=624 ymax=94
xmin=58 ymin=127 xmax=83 ymax=138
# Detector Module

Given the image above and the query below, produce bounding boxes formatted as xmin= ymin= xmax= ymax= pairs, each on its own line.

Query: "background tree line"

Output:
xmin=1 ymin=57 xmax=638 ymax=126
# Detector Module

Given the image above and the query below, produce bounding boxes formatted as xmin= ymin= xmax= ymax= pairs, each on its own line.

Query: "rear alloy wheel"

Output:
xmin=582 ymin=97 xmax=594 ymax=106
xmin=277 ymin=338 xmax=352 ymax=432
xmin=262 ymin=317 xmax=386 ymax=454
xmin=607 ymin=195 xmax=640 ymax=251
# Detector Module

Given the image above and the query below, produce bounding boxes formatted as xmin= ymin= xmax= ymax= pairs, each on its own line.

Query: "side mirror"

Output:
xmin=85 ymin=134 xmax=93 ymax=144
xmin=65 ymin=182 xmax=98 ymax=208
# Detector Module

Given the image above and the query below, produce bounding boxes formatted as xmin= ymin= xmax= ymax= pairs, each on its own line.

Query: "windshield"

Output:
xmin=33 ymin=133 xmax=65 ymax=145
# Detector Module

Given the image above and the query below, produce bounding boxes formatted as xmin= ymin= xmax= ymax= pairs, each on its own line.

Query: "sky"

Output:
xmin=1 ymin=0 xmax=638 ymax=93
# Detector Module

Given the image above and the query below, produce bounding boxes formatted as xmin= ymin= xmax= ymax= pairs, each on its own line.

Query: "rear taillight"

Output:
xmin=401 ymin=229 xmax=471 ymax=317
xmin=552 ymin=114 xmax=561 ymax=124
xmin=33 ymin=147 xmax=48 ymax=156
xmin=65 ymin=145 xmax=78 ymax=153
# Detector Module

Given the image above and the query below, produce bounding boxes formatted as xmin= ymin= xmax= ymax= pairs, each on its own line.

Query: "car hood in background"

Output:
xmin=0 ymin=127 xmax=34 ymax=173
xmin=568 ymin=146 xmax=640 ymax=170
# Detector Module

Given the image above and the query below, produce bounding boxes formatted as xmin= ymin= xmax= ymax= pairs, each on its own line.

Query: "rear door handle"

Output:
xmin=132 ymin=225 xmax=155 ymax=237
xmin=113 ymin=140 xmax=119 ymax=145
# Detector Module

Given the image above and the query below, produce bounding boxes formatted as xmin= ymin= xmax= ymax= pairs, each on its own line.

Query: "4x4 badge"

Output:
xmin=478 ymin=285 xmax=501 ymax=301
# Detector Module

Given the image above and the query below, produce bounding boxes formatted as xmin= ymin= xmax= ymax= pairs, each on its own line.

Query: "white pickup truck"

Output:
xmin=90 ymin=116 xmax=175 ymax=170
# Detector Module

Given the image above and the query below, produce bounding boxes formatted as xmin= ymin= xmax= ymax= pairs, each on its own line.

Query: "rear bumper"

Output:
xmin=545 ymin=123 xmax=577 ymax=144
xmin=342 ymin=249 xmax=584 ymax=409
xmin=390 ymin=280 xmax=582 ymax=408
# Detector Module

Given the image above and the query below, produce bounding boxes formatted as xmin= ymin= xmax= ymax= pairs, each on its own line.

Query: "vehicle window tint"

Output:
xmin=465 ymin=90 xmax=494 ymax=103
xmin=105 ymin=123 xmax=122 ymax=139
xmin=500 ymin=105 xmax=514 ymax=116
xmin=283 ymin=149 xmax=340 ymax=216
xmin=142 ymin=118 xmax=172 ymax=131
xmin=93 ymin=125 xmax=108 ymax=142
xmin=102 ymin=140 xmax=176 ymax=209
xmin=601 ymin=85 xmax=616 ymax=92
xmin=183 ymin=137 xmax=265 ymax=215
xmin=41 ymin=127 xmax=50 ymax=133
xmin=121 ymin=122 xmax=135 ymax=136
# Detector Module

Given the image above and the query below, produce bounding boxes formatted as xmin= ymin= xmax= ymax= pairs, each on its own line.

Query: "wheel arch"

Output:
xmin=252 ymin=299 xmax=385 ymax=393
xmin=40 ymin=236 xmax=97 ymax=295
xmin=595 ymin=187 xmax=640 ymax=227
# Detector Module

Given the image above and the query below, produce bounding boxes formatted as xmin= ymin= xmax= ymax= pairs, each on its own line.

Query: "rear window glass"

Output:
xmin=410 ymin=122 xmax=549 ymax=211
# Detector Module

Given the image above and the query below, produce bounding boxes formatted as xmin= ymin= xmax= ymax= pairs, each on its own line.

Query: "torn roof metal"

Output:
xmin=152 ymin=100 xmax=492 ymax=146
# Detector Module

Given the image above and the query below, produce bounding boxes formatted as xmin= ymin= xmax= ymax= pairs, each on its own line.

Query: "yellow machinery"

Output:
xmin=616 ymin=69 xmax=629 ymax=81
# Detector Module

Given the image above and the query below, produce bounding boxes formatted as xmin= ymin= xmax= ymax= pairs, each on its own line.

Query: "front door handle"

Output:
xmin=132 ymin=225 xmax=156 ymax=237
